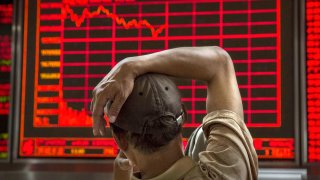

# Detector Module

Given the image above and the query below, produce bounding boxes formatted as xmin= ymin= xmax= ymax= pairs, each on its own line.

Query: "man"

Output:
xmin=91 ymin=46 xmax=258 ymax=179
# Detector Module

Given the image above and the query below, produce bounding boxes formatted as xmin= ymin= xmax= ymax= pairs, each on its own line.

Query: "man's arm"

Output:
xmin=91 ymin=46 xmax=243 ymax=133
xmin=132 ymin=46 xmax=243 ymax=118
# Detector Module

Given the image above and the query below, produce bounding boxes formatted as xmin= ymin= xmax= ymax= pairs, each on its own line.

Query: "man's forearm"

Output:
xmin=127 ymin=46 xmax=231 ymax=83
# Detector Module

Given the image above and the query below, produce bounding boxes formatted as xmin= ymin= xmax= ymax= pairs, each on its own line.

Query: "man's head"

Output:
xmin=110 ymin=73 xmax=185 ymax=154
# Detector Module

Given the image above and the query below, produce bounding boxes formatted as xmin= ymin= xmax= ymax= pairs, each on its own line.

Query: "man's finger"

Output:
xmin=103 ymin=100 xmax=113 ymax=116
xmin=92 ymin=101 xmax=107 ymax=136
xmin=92 ymin=88 xmax=113 ymax=136
xmin=92 ymin=115 xmax=103 ymax=136
xmin=99 ymin=117 xmax=106 ymax=136
xmin=108 ymin=94 xmax=126 ymax=123
xmin=91 ymin=93 xmax=102 ymax=136
xmin=90 ymin=96 xmax=95 ymax=112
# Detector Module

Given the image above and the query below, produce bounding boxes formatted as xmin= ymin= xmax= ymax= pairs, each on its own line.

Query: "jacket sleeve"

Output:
xmin=192 ymin=110 xmax=259 ymax=180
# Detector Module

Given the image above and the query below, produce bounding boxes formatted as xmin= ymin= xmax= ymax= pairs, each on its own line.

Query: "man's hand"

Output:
xmin=90 ymin=60 xmax=136 ymax=136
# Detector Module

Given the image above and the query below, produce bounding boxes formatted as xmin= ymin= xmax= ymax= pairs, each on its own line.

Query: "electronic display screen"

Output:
xmin=306 ymin=0 xmax=320 ymax=162
xmin=17 ymin=0 xmax=296 ymax=160
xmin=0 ymin=0 xmax=12 ymax=159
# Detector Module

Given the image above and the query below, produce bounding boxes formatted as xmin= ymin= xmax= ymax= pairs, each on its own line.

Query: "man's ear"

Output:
xmin=181 ymin=103 xmax=188 ymax=123
xmin=114 ymin=133 xmax=129 ymax=151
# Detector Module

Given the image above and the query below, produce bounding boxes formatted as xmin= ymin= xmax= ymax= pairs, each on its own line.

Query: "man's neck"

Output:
xmin=135 ymin=139 xmax=184 ymax=179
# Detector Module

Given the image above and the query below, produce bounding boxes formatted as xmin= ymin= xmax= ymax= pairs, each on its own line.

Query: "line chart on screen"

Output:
xmin=18 ymin=0 xmax=295 ymax=159
xmin=34 ymin=0 xmax=281 ymax=128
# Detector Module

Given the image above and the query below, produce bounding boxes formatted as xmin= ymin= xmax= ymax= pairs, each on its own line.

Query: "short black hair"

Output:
xmin=110 ymin=115 xmax=183 ymax=154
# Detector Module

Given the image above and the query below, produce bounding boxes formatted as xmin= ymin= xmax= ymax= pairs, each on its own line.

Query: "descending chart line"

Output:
xmin=61 ymin=3 xmax=167 ymax=37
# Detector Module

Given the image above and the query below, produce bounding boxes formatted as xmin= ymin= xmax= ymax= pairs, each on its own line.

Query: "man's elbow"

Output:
xmin=212 ymin=46 xmax=233 ymax=67
xmin=207 ymin=46 xmax=234 ymax=79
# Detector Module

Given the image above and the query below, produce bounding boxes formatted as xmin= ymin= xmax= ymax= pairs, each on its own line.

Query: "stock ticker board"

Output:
xmin=0 ymin=1 xmax=12 ymax=159
xmin=18 ymin=0 xmax=296 ymax=160
xmin=306 ymin=0 xmax=320 ymax=162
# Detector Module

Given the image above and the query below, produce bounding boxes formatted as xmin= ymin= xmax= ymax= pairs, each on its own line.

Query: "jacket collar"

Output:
xmin=131 ymin=156 xmax=196 ymax=180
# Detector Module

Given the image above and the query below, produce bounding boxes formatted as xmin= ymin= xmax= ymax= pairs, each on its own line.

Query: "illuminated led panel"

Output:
xmin=19 ymin=0 xmax=294 ymax=159
xmin=306 ymin=0 xmax=320 ymax=162
xmin=0 ymin=1 xmax=13 ymax=159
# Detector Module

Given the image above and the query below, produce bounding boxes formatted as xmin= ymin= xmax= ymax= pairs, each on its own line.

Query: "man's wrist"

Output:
xmin=123 ymin=56 xmax=148 ymax=78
